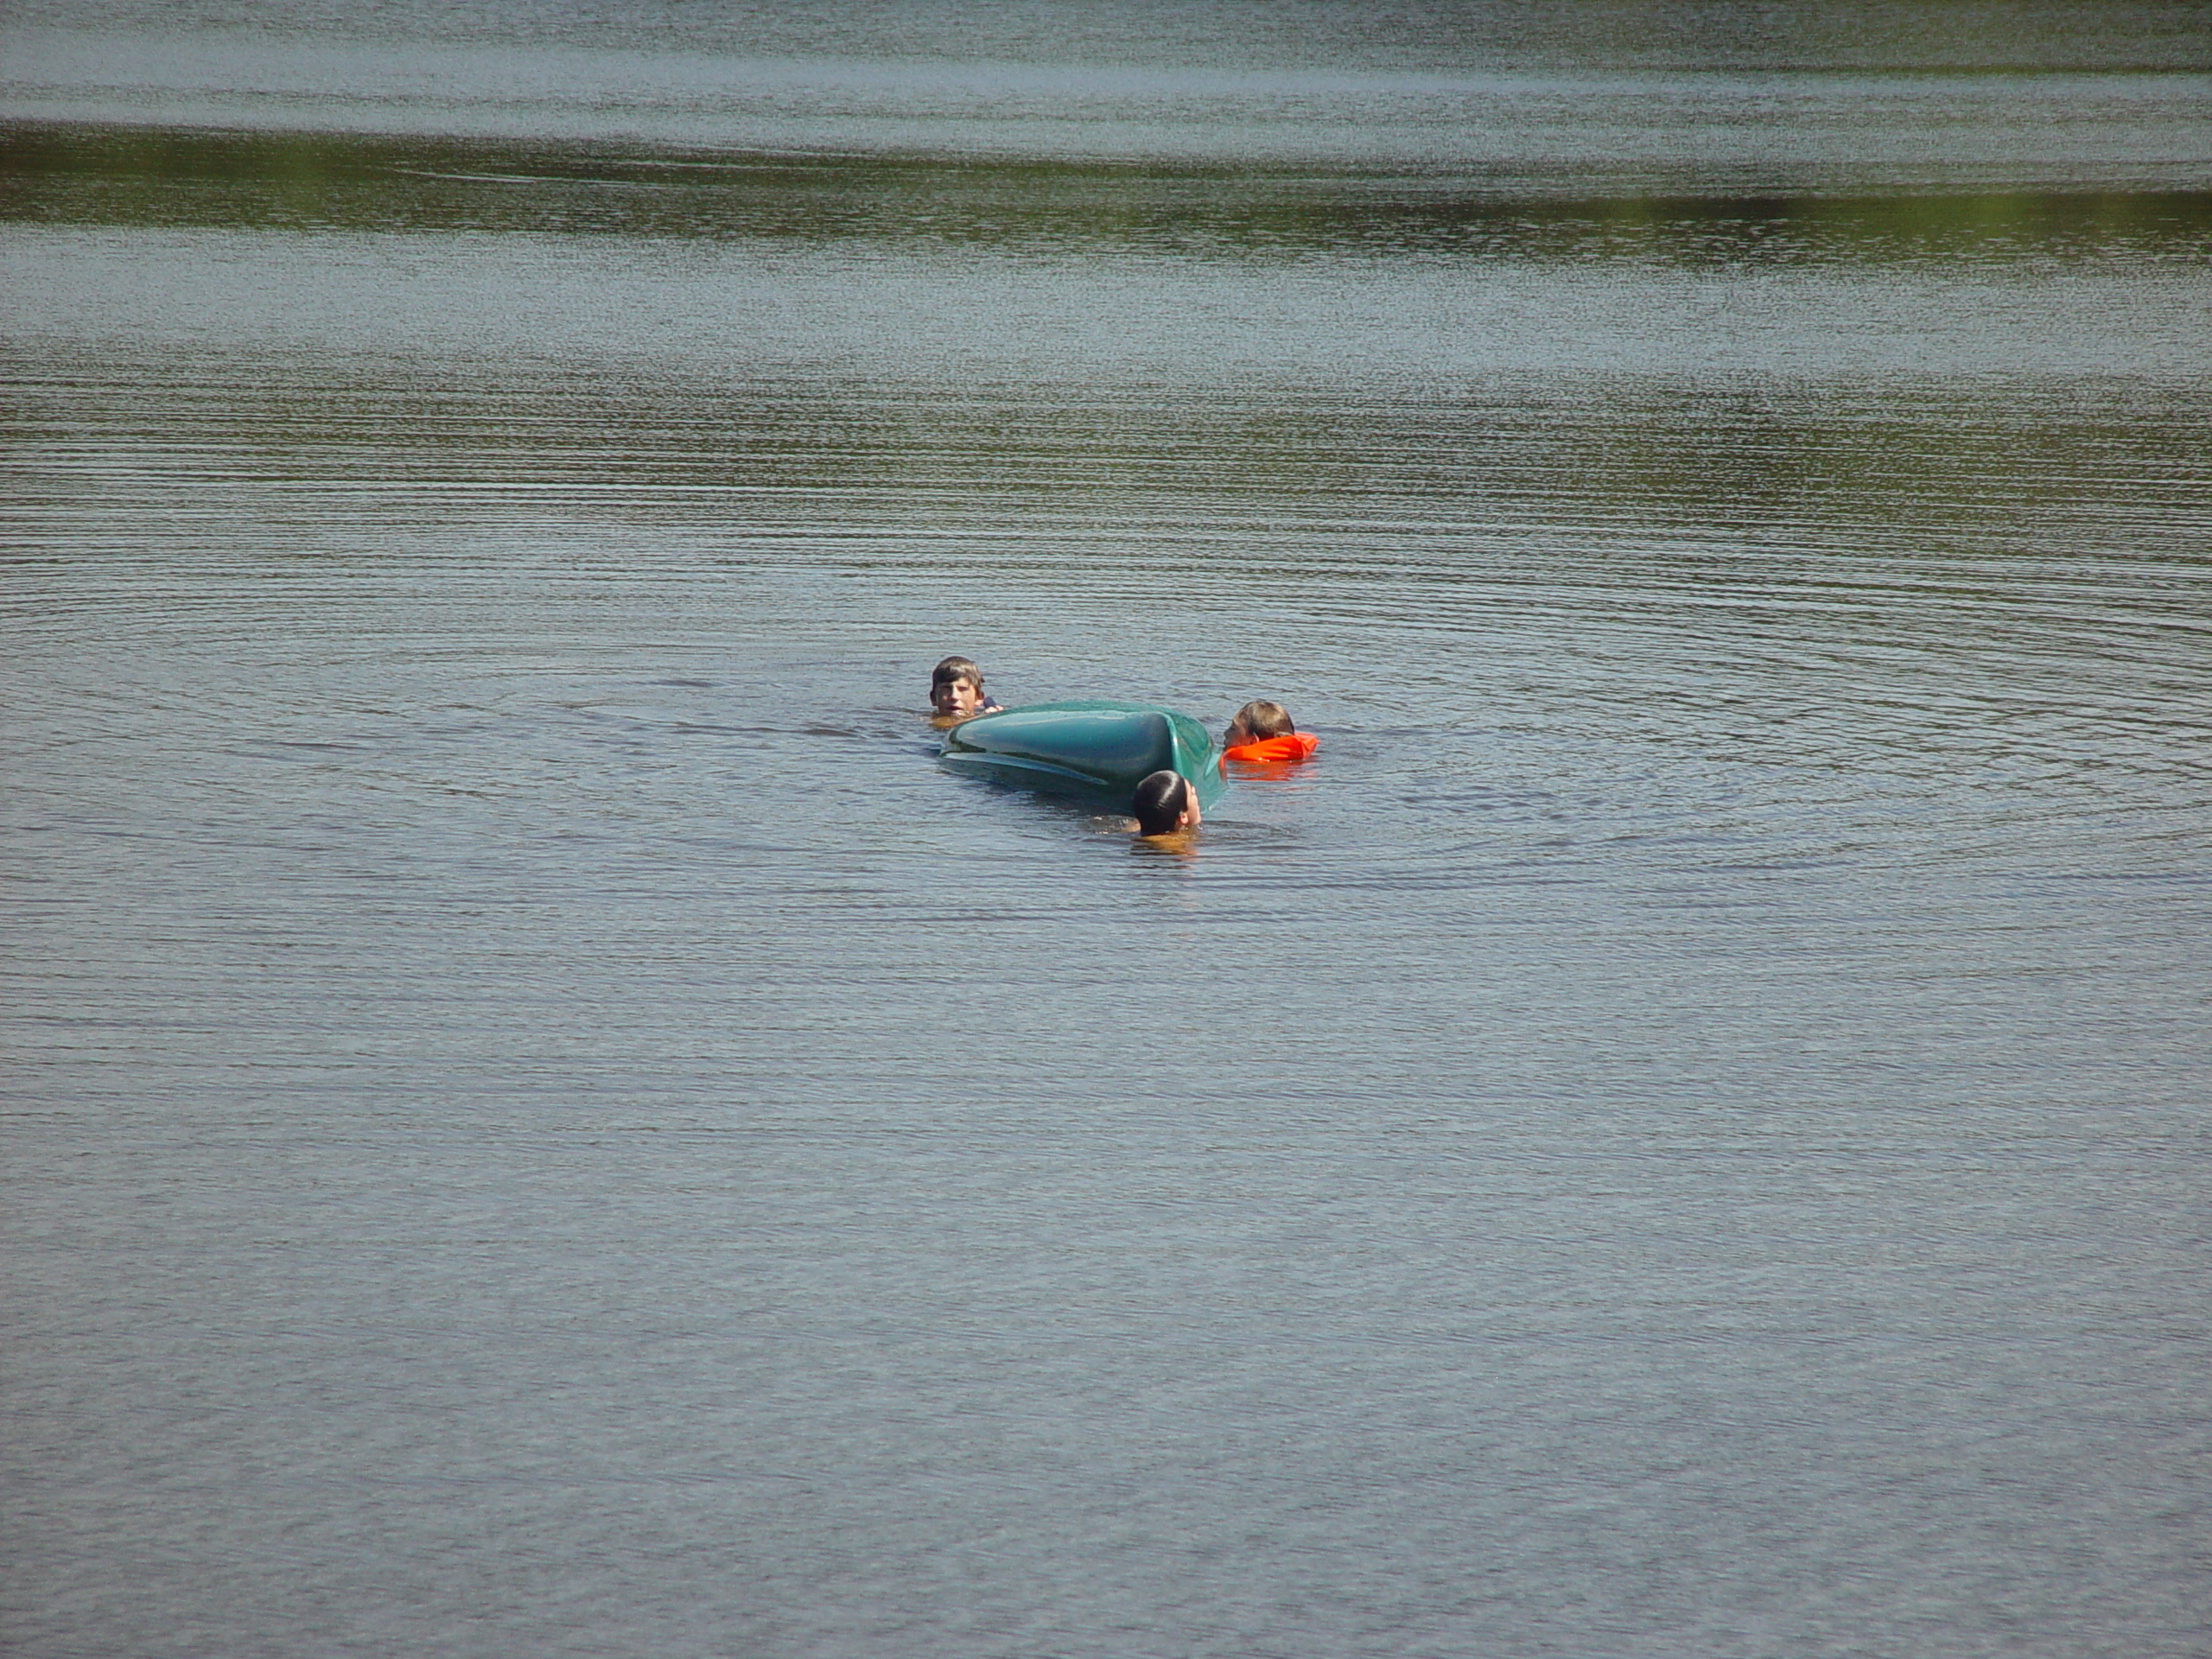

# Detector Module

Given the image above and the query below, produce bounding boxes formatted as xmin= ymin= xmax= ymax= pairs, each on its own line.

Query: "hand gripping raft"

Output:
xmin=938 ymin=701 xmax=1227 ymax=810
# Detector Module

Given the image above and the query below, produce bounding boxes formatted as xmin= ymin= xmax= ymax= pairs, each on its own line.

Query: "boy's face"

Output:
xmin=1224 ymin=714 xmax=1251 ymax=748
xmin=932 ymin=677 xmax=982 ymax=718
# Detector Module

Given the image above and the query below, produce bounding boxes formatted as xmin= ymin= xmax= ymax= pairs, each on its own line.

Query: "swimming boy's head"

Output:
xmin=1132 ymin=769 xmax=1198 ymax=836
xmin=931 ymin=655 xmax=988 ymax=719
xmin=1224 ymin=699 xmax=1294 ymax=748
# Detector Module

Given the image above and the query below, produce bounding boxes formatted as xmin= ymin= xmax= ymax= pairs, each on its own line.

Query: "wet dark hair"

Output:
xmin=931 ymin=655 xmax=983 ymax=690
xmin=1233 ymin=699 xmax=1294 ymax=739
xmin=1132 ymin=770 xmax=1191 ymax=836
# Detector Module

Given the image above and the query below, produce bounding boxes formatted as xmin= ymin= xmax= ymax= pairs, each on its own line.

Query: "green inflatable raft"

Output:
xmin=938 ymin=701 xmax=1227 ymax=810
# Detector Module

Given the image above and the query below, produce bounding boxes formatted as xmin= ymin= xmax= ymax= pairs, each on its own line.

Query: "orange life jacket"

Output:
xmin=1222 ymin=732 xmax=1319 ymax=766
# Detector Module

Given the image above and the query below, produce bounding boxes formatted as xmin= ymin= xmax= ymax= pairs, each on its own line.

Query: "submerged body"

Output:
xmin=938 ymin=701 xmax=1228 ymax=810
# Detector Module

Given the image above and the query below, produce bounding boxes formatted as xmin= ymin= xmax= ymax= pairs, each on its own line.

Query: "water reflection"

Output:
xmin=4 ymin=11 xmax=2209 ymax=189
xmin=7 ymin=321 xmax=2202 ymax=843
xmin=10 ymin=122 xmax=2212 ymax=261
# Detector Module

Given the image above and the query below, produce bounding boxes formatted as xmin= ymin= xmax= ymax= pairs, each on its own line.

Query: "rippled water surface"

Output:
xmin=4 ymin=4 xmax=2210 ymax=1656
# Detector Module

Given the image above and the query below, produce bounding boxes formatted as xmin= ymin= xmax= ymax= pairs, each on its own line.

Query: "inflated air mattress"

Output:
xmin=938 ymin=701 xmax=1227 ymax=810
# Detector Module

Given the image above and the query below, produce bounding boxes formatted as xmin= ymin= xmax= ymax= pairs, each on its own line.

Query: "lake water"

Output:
xmin=4 ymin=4 xmax=2209 ymax=1656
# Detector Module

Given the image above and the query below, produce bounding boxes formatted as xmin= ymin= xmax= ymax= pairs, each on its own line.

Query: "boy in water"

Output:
xmin=930 ymin=655 xmax=1002 ymax=721
xmin=1132 ymin=769 xmax=1201 ymax=839
xmin=1221 ymin=699 xmax=1318 ymax=764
